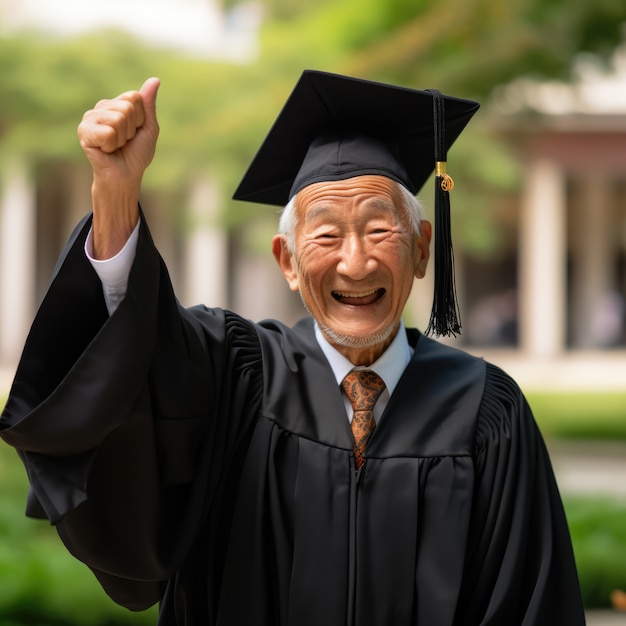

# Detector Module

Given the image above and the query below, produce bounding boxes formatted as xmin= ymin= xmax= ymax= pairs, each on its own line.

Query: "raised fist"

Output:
xmin=78 ymin=77 xmax=160 ymax=185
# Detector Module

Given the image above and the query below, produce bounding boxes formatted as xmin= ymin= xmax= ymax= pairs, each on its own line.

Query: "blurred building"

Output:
xmin=1 ymin=4 xmax=625 ymax=389
xmin=459 ymin=51 xmax=626 ymax=388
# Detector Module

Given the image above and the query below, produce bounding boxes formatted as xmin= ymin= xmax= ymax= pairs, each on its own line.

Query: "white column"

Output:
xmin=570 ymin=177 xmax=614 ymax=348
xmin=183 ymin=175 xmax=228 ymax=308
xmin=66 ymin=164 xmax=93 ymax=230
xmin=0 ymin=159 xmax=37 ymax=365
xmin=519 ymin=160 xmax=567 ymax=357
xmin=233 ymin=214 xmax=287 ymax=323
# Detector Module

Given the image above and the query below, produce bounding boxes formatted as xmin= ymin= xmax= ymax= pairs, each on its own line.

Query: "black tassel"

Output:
xmin=424 ymin=90 xmax=461 ymax=337
xmin=425 ymin=170 xmax=461 ymax=336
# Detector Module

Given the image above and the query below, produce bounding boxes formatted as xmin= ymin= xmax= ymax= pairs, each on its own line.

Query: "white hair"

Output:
xmin=277 ymin=180 xmax=426 ymax=253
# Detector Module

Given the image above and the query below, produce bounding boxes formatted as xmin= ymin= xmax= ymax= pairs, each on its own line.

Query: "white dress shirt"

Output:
xmin=85 ymin=221 xmax=141 ymax=315
xmin=314 ymin=322 xmax=411 ymax=422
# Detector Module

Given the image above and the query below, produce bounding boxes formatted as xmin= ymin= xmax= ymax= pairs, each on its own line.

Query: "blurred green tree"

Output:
xmin=0 ymin=0 xmax=624 ymax=230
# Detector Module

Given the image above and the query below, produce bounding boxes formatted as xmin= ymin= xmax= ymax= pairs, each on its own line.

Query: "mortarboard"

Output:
xmin=233 ymin=70 xmax=480 ymax=336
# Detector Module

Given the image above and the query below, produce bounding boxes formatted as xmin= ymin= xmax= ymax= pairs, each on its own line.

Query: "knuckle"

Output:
xmin=100 ymin=126 xmax=120 ymax=151
xmin=81 ymin=108 xmax=97 ymax=123
xmin=118 ymin=90 xmax=142 ymax=108
xmin=109 ymin=110 xmax=126 ymax=125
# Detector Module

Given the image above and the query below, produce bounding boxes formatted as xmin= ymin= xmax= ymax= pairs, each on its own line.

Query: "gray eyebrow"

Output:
xmin=304 ymin=204 xmax=334 ymax=224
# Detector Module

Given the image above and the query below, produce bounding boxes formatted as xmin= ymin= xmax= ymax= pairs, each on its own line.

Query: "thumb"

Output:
xmin=140 ymin=77 xmax=160 ymax=127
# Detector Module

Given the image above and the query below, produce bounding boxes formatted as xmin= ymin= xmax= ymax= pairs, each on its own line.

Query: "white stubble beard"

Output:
xmin=298 ymin=291 xmax=398 ymax=349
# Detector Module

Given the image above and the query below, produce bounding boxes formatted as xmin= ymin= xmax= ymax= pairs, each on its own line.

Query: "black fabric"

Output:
xmin=289 ymin=131 xmax=412 ymax=200
xmin=1 ymin=215 xmax=584 ymax=625
xmin=232 ymin=70 xmax=479 ymax=206
xmin=424 ymin=88 xmax=461 ymax=337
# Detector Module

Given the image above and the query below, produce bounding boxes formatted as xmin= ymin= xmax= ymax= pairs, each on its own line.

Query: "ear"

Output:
xmin=414 ymin=220 xmax=432 ymax=279
xmin=272 ymin=234 xmax=300 ymax=291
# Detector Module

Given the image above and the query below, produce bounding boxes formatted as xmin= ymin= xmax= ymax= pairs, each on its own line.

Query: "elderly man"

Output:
xmin=0 ymin=71 xmax=584 ymax=625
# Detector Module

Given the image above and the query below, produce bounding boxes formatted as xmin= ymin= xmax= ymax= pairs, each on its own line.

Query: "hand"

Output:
xmin=78 ymin=78 xmax=160 ymax=259
xmin=78 ymin=77 xmax=160 ymax=185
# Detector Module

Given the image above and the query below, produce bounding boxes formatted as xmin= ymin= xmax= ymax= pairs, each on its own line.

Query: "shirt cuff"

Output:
xmin=84 ymin=220 xmax=141 ymax=315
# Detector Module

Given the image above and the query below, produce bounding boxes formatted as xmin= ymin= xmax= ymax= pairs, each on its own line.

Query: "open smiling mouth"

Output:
xmin=332 ymin=288 xmax=386 ymax=306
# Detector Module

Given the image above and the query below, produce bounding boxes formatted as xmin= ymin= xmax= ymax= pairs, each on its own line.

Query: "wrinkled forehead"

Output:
xmin=296 ymin=175 xmax=410 ymax=226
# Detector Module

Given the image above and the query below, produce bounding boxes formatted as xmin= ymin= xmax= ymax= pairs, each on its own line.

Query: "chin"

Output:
xmin=300 ymin=293 xmax=398 ymax=350
xmin=317 ymin=321 xmax=397 ymax=350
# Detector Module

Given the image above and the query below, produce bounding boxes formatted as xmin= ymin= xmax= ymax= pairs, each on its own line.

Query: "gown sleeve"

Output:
xmin=0 ymin=213 xmax=263 ymax=610
xmin=456 ymin=362 xmax=585 ymax=625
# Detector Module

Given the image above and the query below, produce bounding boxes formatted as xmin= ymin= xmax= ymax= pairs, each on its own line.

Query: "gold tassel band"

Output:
xmin=435 ymin=161 xmax=454 ymax=192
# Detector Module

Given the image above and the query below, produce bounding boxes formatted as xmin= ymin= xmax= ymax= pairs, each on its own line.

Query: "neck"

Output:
xmin=319 ymin=322 xmax=398 ymax=366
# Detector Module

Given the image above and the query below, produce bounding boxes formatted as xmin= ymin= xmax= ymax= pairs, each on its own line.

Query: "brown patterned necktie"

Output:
xmin=342 ymin=370 xmax=386 ymax=470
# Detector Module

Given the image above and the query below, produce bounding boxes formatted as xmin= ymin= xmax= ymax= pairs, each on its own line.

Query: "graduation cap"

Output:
xmin=233 ymin=70 xmax=480 ymax=337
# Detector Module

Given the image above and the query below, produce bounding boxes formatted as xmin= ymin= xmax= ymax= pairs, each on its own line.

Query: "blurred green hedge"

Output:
xmin=528 ymin=392 xmax=626 ymax=441
xmin=565 ymin=497 xmax=626 ymax=609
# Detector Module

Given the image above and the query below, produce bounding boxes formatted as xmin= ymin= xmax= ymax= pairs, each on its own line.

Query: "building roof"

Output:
xmin=492 ymin=45 xmax=626 ymax=117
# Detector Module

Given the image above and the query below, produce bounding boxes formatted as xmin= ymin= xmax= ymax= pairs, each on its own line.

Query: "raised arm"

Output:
xmin=78 ymin=77 xmax=160 ymax=259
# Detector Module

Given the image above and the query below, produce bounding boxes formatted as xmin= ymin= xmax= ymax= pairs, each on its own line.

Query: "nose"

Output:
xmin=336 ymin=236 xmax=377 ymax=280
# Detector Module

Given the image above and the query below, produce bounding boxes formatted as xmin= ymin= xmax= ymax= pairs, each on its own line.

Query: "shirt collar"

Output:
xmin=314 ymin=321 xmax=412 ymax=394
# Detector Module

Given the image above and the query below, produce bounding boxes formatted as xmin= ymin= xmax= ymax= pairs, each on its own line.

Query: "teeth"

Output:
xmin=333 ymin=289 xmax=378 ymax=298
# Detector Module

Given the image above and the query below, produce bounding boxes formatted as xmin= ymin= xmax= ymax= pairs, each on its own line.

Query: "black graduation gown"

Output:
xmin=0 ymin=215 xmax=585 ymax=626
